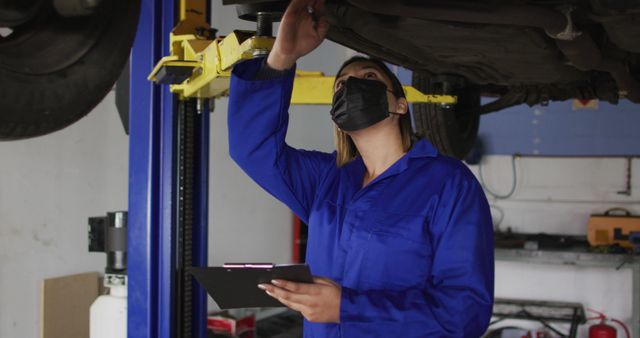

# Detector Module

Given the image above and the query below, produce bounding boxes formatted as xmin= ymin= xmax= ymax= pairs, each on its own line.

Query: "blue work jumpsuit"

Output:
xmin=228 ymin=58 xmax=494 ymax=338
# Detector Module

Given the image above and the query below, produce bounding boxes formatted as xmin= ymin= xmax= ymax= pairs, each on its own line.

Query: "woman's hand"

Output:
xmin=258 ymin=276 xmax=341 ymax=323
xmin=267 ymin=0 xmax=329 ymax=70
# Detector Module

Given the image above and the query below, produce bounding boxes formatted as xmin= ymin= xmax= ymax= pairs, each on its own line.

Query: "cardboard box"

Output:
xmin=41 ymin=272 xmax=102 ymax=338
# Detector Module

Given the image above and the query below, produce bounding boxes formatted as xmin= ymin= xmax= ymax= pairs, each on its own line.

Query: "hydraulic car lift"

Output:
xmin=127 ymin=1 xmax=456 ymax=338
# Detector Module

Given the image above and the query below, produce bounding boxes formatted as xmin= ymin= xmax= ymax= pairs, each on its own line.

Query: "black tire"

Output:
xmin=0 ymin=0 xmax=141 ymax=140
xmin=412 ymin=73 xmax=481 ymax=160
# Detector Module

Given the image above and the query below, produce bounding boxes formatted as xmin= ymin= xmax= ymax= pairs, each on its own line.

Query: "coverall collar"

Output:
xmin=347 ymin=138 xmax=439 ymax=189
xmin=407 ymin=138 xmax=439 ymax=159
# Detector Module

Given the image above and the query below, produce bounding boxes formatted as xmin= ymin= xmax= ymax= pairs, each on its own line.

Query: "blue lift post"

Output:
xmin=127 ymin=0 xmax=209 ymax=337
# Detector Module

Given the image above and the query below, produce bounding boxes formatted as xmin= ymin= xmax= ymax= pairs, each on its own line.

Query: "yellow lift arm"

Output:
xmin=148 ymin=0 xmax=457 ymax=106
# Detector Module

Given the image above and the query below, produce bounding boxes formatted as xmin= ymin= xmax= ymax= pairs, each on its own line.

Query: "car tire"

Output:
xmin=411 ymin=72 xmax=481 ymax=159
xmin=0 ymin=0 xmax=140 ymax=140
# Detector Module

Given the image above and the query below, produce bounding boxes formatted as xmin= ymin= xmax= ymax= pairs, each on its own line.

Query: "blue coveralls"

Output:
xmin=228 ymin=58 xmax=494 ymax=338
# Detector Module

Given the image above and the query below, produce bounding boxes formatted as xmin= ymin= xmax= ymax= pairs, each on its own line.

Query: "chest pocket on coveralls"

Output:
xmin=352 ymin=211 xmax=432 ymax=289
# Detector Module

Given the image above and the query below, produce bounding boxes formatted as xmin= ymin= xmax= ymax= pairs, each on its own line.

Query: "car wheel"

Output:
xmin=411 ymin=73 xmax=481 ymax=159
xmin=0 ymin=0 xmax=140 ymax=140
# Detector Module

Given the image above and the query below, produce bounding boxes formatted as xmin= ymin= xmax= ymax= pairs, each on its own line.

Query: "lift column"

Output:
xmin=127 ymin=0 xmax=209 ymax=337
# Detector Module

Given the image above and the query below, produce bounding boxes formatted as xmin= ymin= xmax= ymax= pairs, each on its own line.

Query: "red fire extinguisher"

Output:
xmin=589 ymin=321 xmax=617 ymax=338
xmin=587 ymin=308 xmax=630 ymax=338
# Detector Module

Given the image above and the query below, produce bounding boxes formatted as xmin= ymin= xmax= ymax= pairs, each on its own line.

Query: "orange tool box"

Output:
xmin=587 ymin=208 xmax=640 ymax=249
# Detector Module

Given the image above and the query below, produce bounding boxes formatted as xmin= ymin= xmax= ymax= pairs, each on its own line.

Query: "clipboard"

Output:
xmin=190 ymin=263 xmax=314 ymax=309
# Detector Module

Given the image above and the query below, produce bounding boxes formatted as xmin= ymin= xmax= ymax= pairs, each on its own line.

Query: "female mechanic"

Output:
xmin=227 ymin=0 xmax=494 ymax=336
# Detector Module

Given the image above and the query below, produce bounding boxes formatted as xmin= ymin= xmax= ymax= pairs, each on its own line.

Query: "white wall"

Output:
xmin=208 ymin=96 xmax=293 ymax=266
xmin=0 ymin=92 xmax=128 ymax=338
xmin=471 ymin=156 xmax=639 ymax=335
xmin=474 ymin=156 xmax=640 ymax=235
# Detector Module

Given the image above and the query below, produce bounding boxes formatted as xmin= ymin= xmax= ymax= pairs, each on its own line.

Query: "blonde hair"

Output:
xmin=333 ymin=56 xmax=414 ymax=167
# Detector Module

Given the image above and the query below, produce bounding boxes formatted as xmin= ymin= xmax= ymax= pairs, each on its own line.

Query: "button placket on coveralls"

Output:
xmin=339 ymin=156 xmax=414 ymax=289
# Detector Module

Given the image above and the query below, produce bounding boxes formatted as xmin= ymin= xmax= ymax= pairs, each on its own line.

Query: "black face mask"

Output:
xmin=329 ymin=77 xmax=392 ymax=132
